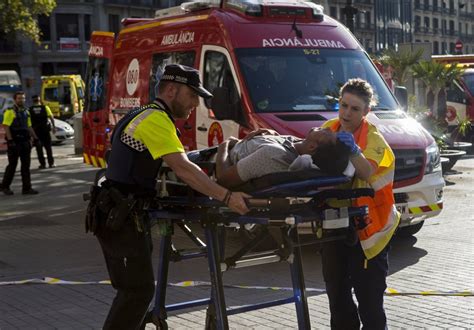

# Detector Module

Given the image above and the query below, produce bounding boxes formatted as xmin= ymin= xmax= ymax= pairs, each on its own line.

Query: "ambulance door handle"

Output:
xmin=183 ymin=122 xmax=192 ymax=130
xmin=197 ymin=125 xmax=208 ymax=132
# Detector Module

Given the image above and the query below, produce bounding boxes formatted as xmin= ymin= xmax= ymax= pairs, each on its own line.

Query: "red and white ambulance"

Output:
xmin=83 ymin=0 xmax=444 ymax=234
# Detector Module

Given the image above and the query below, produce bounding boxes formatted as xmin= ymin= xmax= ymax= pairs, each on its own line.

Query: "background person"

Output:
xmin=29 ymin=95 xmax=56 ymax=169
xmin=1 ymin=91 xmax=39 ymax=195
xmin=215 ymin=127 xmax=350 ymax=189
xmin=320 ymin=78 xmax=400 ymax=329
xmin=86 ymin=64 xmax=250 ymax=330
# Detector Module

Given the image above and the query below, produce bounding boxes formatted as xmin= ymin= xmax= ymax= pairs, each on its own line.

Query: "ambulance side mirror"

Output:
xmin=394 ymin=86 xmax=408 ymax=112
xmin=211 ymin=87 xmax=248 ymax=127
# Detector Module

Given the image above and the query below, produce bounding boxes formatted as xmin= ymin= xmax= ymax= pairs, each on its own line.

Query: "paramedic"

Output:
xmin=87 ymin=64 xmax=250 ymax=330
xmin=29 ymin=95 xmax=56 ymax=169
xmin=215 ymin=127 xmax=351 ymax=189
xmin=320 ymin=78 xmax=400 ymax=329
xmin=1 ymin=91 xmax=39 ymax=195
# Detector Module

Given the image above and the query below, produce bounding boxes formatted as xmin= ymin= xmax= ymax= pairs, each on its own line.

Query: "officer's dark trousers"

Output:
xmin=97 ymin=216 xmax=155 ymax=330
xmin=35 ymin=129 xmax=54 ymax=167
xmin=321 ymin=240 xmax=389 ymax=330
xmin=1 ymin=141 xmax=32 ymax=191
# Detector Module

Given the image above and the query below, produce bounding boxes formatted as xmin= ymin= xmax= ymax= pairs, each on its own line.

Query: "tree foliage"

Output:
xmin=412 ymin=60 xmax=465 ymax=120
xmin=0 ymin=0 xmax=56 ymax=44
xmin=378 ymin=48 xmax=424 ymax=86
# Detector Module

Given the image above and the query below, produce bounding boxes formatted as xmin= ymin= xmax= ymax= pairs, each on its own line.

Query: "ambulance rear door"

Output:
xmin=84 ymin=31 xmax=114 ymax=167
xmin=197 ymin=45 xmax=242 ymax=148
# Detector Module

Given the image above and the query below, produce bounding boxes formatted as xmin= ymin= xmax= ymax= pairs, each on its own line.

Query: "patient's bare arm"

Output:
xmin=243 ymin=128 xmax=279 ymax=141
xmin=216 ymin=140 xmax=245 ymax=189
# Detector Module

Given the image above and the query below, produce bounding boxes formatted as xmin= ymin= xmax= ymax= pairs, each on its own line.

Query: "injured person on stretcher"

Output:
xmin=215 ymin=128 xmax=353 ymax=189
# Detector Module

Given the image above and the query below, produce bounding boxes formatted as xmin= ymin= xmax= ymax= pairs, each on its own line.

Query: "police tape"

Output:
xmin=0 ymin=277 xmax=472 ymax=296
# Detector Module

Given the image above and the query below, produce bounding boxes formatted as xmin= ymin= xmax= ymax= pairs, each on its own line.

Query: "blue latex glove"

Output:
xmin=336 ymin=132 xmax=361 ymax=156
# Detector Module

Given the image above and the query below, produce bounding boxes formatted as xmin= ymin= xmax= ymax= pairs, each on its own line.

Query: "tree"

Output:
xmin=412 ymin=60 xmax=465 ymax=121
xmin=378 ymin=48 xmax=424 ymax=86
xmin=0 ymin=0 xmax=56 ymax=44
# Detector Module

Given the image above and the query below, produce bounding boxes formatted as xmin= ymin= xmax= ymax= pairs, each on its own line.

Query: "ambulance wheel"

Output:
xmin=398 ymin=221 xmax=424 ymax=236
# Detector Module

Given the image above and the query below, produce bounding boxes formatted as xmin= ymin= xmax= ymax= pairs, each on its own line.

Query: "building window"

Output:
xmin=449 ymin=42 xmax=455 ymax=53
xmin=56 ymin=14 xmax=79 ymax=40
xmin=84 ymin=15 xmax=91 ymax=41
xmin=108 ymin=14 xmax=120 ymax=34
xmin=366 ymin=12 xmax=371 ymax=29
xmin=38 ymin=15 xmax=51 ymax=41
xmin=415 ymin=16 xmax=421 ymax=31
xmin=449 ymin=20 xmax=454 ymax=35
xmin=433 ymin=41 xmax=439 ymax=54
xmin=441 ymin=41 xmax=447 ymax=54
xmin=329 ymin=6 xmax=337 ymax=19
xmin=424 ymin=17 xmax=430 ymax=32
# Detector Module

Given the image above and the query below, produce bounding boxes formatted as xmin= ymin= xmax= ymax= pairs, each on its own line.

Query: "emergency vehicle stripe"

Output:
xmin=98 ymin=157 xmax=106 ymax=168
xmin=120 ymin=15 xmax=208 ymax=34
xmin=409 ymin=203 xmax=443 ymax=214
xmin=360 ymin=205 xmax=400 ymax=260
xmin=90 ymin=155 xmax=98 ymax=167
xmin=83 ymin=153 xmax=91 ymax=165
xmin=92 ymin=31 xmax=115 ymax=37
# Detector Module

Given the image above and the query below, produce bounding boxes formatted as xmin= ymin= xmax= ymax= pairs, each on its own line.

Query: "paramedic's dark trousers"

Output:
xmin=1 ymin=141 xmax=32 ymax=191
xmin=97 ymin=216 xmax=154 ymax=330
xmin=321 ymin=240 xmax=389 ymax=330
xmin=35 ymin=128 xmax=54 ymax=167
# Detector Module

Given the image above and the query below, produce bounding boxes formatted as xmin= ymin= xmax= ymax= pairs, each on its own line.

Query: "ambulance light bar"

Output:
xmin=181 ymin=0 xmax=219 ymax=12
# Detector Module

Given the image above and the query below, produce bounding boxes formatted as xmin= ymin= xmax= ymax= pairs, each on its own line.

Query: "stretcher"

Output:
xmin=146 ymin=147 xmax=374 ymax=330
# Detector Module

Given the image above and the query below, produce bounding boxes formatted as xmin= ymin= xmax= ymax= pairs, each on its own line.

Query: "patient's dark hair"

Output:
xmin=311 ymin=140 xmax=351 ymax=175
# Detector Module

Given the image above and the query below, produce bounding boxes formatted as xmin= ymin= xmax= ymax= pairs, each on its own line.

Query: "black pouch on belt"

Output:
xmin=84 ymin=185 xmax=107 ymax=235
xmin=106 ymin=187 xmax=137 ymax=231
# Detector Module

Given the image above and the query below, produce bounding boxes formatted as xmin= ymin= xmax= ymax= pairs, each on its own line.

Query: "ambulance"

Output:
xmin=41 ymin=75 xmax=85 ymax=119
xmin=432 ymin=54 xmax=474 ymax=142
xmin=83 ymin=0 xmax=444 ymax=234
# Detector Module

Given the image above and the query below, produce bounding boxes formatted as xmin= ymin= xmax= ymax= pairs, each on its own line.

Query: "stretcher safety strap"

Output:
xmin=1 ymin=277 xmax=472 ymax=296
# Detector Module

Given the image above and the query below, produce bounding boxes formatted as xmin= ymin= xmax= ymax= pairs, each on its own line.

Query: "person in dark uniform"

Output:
xmin=85 ymin=64 xmax=250 ymax=329
xmin=1 ymin=91 xmax=39 ymax=195
xmin=29 ymin=95 xmax=56 ymax=169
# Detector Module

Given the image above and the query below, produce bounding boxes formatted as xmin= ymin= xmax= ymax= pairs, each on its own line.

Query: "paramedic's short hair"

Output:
xmin=312 ymin=140 xmax=350 ymax=175
xmin=340 ymin=78 xmax=376 ymax=107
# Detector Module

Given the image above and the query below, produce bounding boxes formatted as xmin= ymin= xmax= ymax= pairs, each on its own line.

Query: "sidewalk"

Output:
xmin=0 ymin=144 xmax=473 ymax=329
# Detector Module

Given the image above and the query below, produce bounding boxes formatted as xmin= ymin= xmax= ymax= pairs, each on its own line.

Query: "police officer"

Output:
xmin=1 ymin=91 xmax=39 ymax=195
xmin=29 ymin=95 xmax=56 ymax=169
xmin=86 ymin=64 xmax=250 ymax=329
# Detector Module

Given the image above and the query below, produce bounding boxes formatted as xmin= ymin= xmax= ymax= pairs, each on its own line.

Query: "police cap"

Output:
xmin=161 ymin=64 xmax=213 ymax=99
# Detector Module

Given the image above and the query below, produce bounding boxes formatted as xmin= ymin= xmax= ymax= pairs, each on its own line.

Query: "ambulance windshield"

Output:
xmin=236 ymin=48 xmax=398 ymax=112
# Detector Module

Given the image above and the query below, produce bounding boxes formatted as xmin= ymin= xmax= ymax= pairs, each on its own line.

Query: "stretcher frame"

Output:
xmin=146 ymin=165 xmax=373 ymax=330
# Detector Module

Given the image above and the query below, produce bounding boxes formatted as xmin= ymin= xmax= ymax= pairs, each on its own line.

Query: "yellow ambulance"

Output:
xmin=41 ymin=75 xmax=85 ymax=119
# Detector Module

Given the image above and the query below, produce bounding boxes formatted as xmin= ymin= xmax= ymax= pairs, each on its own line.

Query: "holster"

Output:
xmin=105 ymin=187 xmax=136 ymax=231
xmin=83 ymin=185 xmax=104 ymax=235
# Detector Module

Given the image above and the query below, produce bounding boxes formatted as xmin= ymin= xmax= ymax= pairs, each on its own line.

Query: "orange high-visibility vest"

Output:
xmin=324 ymin=118 xmax=400 ymax=259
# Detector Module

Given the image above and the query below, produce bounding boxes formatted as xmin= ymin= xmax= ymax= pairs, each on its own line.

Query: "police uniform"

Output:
xmin=84 ymin=64 xmax=214 ymax=330
xmin=321 ymin=118 xmax=400 ymax=330
xmin=29 ymin=103 xmax=55 ymax=168
xmin=1 ymin=105 xmax=34 ymax=193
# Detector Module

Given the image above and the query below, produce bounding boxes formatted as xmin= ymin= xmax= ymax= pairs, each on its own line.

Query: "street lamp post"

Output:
xmin=342 ymin=0 xmax=359 ymax=34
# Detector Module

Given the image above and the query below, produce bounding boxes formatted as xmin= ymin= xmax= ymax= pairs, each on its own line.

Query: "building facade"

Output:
xmin=321 ymin=0 xmax=474 ymax=55
xmin=0 ymin=0 xmax=157 ymax=99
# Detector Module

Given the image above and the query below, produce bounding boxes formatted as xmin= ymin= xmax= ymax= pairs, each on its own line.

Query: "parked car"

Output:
xmin=51 ymin=118 xmax=74 ymax=144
